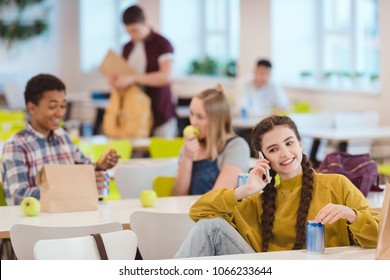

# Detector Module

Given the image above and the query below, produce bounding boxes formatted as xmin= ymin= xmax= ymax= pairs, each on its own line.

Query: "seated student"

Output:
xmin=235 ymin=59 xmax=289 ymax=117
xmin=1 ymin=74 xmax=119 ymax=205
xmin=175 ymin=115 xmax=379 ymax=257
xmin=172 ymin=85 xmax=250 ymax=196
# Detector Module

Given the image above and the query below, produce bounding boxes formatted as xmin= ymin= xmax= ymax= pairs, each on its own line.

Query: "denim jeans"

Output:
xmin=174 ymin=217 xmax=255 ymax=258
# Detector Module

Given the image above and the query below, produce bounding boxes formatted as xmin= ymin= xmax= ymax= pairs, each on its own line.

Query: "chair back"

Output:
xmin=78 ymin=139 xmax=132 ymax=162
xmin=153 ymin=176 xmax=176 ymax=197
xmin=114 ymin=158 xmax=178 ymax=198
xmin=10 ymin=222 xmax=123 ymax=260
xmin=130 ymin=211 xmax=195 ymax=259
xmin=0 ymin=182 xmax=7 ymax=206
xmin=149 ymin=137 xmax=184 ymax=158
xmin=34 ymin=230 xmax=137 ymax=260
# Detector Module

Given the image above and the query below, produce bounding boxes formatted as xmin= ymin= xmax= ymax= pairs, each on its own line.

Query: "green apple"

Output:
xmin=183 ymin=125 xmax=199 ymax=138
xmin=21 ymin=197 xmax=41 ymax=217
xmin=140 ymin=190 xmax=157 ymax=207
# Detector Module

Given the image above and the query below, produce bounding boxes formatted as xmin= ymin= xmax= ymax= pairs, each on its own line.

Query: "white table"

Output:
xmin=299 ymin=126 xmax=390 ymax=164
xmin=187 ymin=246 xmax=376 ymax=260
xmin=0 ymin=195 xmax=200 ymax=239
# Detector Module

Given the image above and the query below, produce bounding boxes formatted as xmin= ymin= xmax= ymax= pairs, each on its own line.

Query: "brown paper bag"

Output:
xmin=376 ymin=180 xmax=390 ymax=259
xmin=103 ymin=86 xmax=153 ymax=138
xmin=37 ymin=165 xmax=98 ymax=213
xmin=99 ymin=49 xmax=135 ymax=76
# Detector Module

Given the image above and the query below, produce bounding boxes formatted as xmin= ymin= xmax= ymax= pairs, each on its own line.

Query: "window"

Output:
xmin=79 ymin=0 xmax=137 ymax=73
xmin=161 ymin=0 xmax=239 ymax=76
xmin=272 ymin=0 xmax=379 ymax=89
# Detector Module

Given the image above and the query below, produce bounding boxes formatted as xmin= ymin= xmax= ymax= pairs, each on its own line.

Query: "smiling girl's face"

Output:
xmin=261 ymin=125 xmax=303 ymax=180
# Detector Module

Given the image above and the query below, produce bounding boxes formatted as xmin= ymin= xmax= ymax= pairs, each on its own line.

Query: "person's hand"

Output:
xmin=95 ymin=171 xmax=109 ymax=195
xmin=97 ymin=148 xmax=120 ymax=170
xmin=314 ymin=203 xmax=357 ymax=224
xmin=108 ymin=74 xmax=138 ymax=89
xmin=235 ymin=159 xmax=272 ymax=200
xmin=183 ymin=136 xmax=200 ymax=160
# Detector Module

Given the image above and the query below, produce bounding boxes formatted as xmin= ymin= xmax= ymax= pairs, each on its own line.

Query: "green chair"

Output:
xmin=148 ymin=137 xmax=184 ymax=158
xmin=153 ymin=176 xmax=176 ymax=197
xmin=293 ymin=102 xmax=311 ymax=113
xmin=104 ymin=180 xmax=122 ymax=201
xmin=78 ymin=139 xmax=132 ymax=162
xmin=0 ymin=183 xmax=7 ymax=206
xmin=78 ymin=139 xmax=132 ymax=201
xmin=378 ymin=164 xmax=390 ymax=177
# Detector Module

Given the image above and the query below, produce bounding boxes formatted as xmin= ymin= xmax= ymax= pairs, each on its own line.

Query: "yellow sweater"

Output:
xmin=190 ymin=172 xmax=380 ymax=252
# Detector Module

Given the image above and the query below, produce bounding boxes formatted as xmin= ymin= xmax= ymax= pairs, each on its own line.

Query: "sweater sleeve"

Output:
xmin=189 ymin=188 xmax=240 ymax=223
xmin=341 ymin=175 xmax=380 ymax=248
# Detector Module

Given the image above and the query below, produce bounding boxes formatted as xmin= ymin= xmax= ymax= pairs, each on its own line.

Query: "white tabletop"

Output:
xmin=299 ymin=126 xmax=390 ymax=142
xmin=0 ymin=195 xmax=200 ymax=239
xmin=187 ymin=246 xmax=376 ymax=260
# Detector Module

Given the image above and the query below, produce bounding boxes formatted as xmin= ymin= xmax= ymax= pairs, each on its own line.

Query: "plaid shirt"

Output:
xmin=1 ymin=124 xmax=92 ymax=205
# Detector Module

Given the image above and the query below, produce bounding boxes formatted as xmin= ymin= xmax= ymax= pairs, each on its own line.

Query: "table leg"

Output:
xmin=338 ymin=141 xmax=348 ymax=152
xmin=309 ymin=139 xmax=321 ymax=168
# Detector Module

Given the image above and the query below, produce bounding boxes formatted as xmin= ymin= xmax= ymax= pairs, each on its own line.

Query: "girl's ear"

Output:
xmin=299 ymin=141 xmax=303 ymax=152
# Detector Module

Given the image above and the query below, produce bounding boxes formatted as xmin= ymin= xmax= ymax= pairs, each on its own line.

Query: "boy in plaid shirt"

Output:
xmin=1 ymin=74 xmax=119 ymax=205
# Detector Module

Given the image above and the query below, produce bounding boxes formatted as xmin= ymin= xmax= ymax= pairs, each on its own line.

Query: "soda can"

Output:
xmin=306 ymin=220 xmax=325 ymax=254
xmin=99 ymin=172 xmax=110 ymax=198
xmin=240 ymin=108 xmax=248 ymax=119
xmin=237 ymin=173 xmax=249 ymax=187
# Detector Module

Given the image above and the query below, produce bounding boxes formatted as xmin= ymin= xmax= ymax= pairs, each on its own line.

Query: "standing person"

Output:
xmin=235 ymin=59 xmax=289 ymax=117
xmin=175 ymin=115 xmax=379 ymax=257
xmin=1 ymin=74 xmax=119 ymax=205
xmin=172 ymin=85 xmax=250 ymax=196
xmin=109 ymin=5 xmax=177 ymax=138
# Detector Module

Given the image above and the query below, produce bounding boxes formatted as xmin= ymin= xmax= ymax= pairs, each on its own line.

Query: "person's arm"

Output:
xmin=315 ymin=175 xmax=380 ymax=248
xmin=212 ymin=137 xmax=250 ymax=191
xmin=2 ymin=143 xmax=40 ymax=205
xmin=271 ymin=83 xmax=290 ymax=113
xmin=172 ymin=138 xmax=199 ymax=195
xmin=109 ymin=59 xmax=172 ymax=89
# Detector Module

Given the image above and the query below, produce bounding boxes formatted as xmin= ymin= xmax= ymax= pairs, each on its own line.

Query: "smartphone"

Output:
xmin=258 ymin=151 xmax=271 ymax=183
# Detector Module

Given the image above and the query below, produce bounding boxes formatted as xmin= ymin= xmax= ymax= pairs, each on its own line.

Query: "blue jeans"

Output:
xmin=174 ymin=217 xmax=255 ymax=258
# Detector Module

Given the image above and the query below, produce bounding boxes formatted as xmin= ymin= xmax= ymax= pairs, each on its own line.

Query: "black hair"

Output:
xmin=122 ymin=5 xmax=146 ymax=25
xmin=24 ymin=74 xmax=66 ymax=105
xmin=256 ymin=59 xmax=272 ymax=69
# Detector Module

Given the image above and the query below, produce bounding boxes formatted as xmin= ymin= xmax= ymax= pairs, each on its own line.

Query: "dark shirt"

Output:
xmin=122 ymin=30 xmax=176 ymax=128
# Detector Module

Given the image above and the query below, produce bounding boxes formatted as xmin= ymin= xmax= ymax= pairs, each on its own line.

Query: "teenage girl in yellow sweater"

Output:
xmin=175 ymin=115 xmax=380 ymax=257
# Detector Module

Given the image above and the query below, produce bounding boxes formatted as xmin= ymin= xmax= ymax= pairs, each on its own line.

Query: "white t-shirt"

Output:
xmin=235 ymin=76 xmax=289 ymax=117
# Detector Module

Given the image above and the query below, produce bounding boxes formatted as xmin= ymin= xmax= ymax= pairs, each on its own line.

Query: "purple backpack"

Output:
xmin=317 ymin=152 xmax=379 ymax=197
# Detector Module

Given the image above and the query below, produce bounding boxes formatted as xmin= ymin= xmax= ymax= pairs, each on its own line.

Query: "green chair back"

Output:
xmin=103 ymin=180 xmax=122 ymax=201
xmin=293 ymin=102 xmax=311 ymax=113
xmin=148 ymin=137 xmax=184 ymax=158
xmin=378 ymin=164 xmax=390 ymax=176
xmin=78 ymin=139 xmax=132 ymax=162
xmin=0 ymin=183 xmax=7 ymax=206
xmin=153 ymin=176 xmax=176 ymax=197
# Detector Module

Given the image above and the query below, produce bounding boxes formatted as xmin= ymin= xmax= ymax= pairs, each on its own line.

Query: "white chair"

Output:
xmin=114 ymin=158 xmax=178 ymax=198
xmin=129 ymin=211 xmax=195 ymax=259
xmin=34 ymin=230 xmax=137 ymax=260
xmin=10 ymin=222 xmax=123 ymax=260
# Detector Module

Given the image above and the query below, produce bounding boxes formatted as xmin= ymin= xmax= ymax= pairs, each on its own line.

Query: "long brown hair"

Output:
xmin=194 ymin=85 xmax=233 ymax=160
xmin=251 ymin=115 xmax=314 ymax=251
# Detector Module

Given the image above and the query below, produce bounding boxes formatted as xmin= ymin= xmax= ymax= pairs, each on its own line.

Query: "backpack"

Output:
xmin=103 ymin=85 xmax=153 ymax=138
xmin=317 ymin=152 xmax=379 ymax=197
